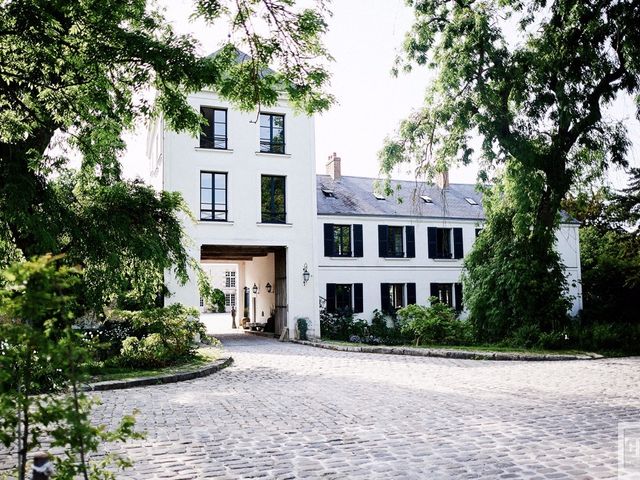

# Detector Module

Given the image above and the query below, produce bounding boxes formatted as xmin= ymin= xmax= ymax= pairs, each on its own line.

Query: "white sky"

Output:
xmin=121 ymin=0 xmax=639 ymax=190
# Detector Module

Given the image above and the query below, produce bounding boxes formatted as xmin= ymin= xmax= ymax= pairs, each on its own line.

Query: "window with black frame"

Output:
xmin=431 ymin=283 xmax=453 ymax=307
xmin=261 ymin=175 xmax=286 ymax=223
xmin=259 ymin=113 xmax=285 ymax=153
xmin=332 ymin=225 xmax=351 ymax=256
xmin=200 ymin=172 xmax=227 ymax=221
xmin=381 ymin=283 xmax=406 ymax=313
xmin=436 ymin=228 xmax=452 ymax=258
xmin=200 ymin=107 xmax=227 ymax=149
xmin=387 ymin=226 xmax=404 ymax=257
xmin=428 ymin=227 xmax=464 ymax=259
xmin=335 ymin=284 xmax=353 ymax=311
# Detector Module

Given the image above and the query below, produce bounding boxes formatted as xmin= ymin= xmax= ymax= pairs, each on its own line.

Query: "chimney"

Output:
xmin=436 ymin=169 xmax=449 ymax=190
xmin=326 ymin=152 xmax=341 ymax=181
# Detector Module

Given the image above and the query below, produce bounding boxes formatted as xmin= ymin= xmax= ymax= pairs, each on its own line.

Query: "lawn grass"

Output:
xmin=321 ymin=339 xmax=591 ymax=356
xmin=85 ymin=346 xmax=222 ymax=382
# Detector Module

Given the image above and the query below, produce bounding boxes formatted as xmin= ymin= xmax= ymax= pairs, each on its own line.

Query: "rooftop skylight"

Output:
xmin=321 ymin=188 xmax=335 ymax=198
xmin=420 ymin=195 xmax=433 ymax=203
xmin=373 ymin=192 xmax=385 ymax=200
xmin=465 ymin=197 xmax=479 ymax=205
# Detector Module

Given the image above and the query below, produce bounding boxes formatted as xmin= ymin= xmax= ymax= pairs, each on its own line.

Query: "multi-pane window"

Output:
xmin=436 ymin=228 xmax=452 ymax=258
xmin=326 ymin=283 xmax=363 ymax=313
xmin=387 ymin=226 xmax=404 ymax=257
xmin=261 ymin=175 xmax=286 ymax=223
xmin=200 ymin=107 xmax=227 ymax=149
xmin=332 ymin=225 xmax=351 ymax=256
xmin=378 ymin=225 xmax=415 ymax=258
xmin=428 ymin=227 xmax=464 ymax=259
xmin=432 ymin=283 xmax=453 ymax=306
xmin=200 ymin=172 xmax=227 ymax=221
xmin=430 ymin=283 xmax=463 ymax=312
xmin=381 ymin=283 xmax=417 ymax=314
xmin=324 ymin=224 xmax=363 ymax=257
xmin=335 ymin=284 xmax=353 ymax=311
xmin=224 ymin=293 xmax=236 ymax=307
xmin=225 ymin=271 xmax=236 ymax=288
xmin=381 ymin=283 xmax=405 ymax=313
xmin=259 ymin=113 xmax=285 ymax=153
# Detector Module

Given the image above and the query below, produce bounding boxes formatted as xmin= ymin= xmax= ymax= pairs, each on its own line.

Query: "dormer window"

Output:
xmin=373 ymin=192 xmax=385 ymax=200
xmin=321 ymin=188 xmax=335 ymax=198
xmin=420 ymin=195 xmax=433 ymax=203
xmin=465 ymin=197 xmax=478 ymax=205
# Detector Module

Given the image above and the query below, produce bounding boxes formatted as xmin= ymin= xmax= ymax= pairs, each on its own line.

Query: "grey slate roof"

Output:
xmin=316 ymin=175 xmax=579 ymax=224
xmin=317 ymin=175 xmax=485 ymax=221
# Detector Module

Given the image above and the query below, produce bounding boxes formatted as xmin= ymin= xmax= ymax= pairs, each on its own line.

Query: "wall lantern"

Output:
xmin=302 ymin=263 xmax=311 ymax=286
xmin=252 ymin=283 xmax=258 ymax=295
xmin=265 ymin=282 xmax=272 ymax=293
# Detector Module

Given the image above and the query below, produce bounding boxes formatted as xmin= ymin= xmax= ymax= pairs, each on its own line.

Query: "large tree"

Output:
xmin=0 ymin=0 xmax=332 ymax=309
xmin=380 ymin=0 xmax=640 ymax=338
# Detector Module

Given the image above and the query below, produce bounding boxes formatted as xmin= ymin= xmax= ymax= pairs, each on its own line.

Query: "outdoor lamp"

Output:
xmin=265 ymin=282 xmax=272 ymax=293
xmin=252 ymin=283 xmax=258 ymax=295
xmin=302 ymin=263 xmax=311 ymax=285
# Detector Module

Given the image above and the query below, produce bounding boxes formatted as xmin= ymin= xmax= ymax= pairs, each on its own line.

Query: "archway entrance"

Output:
xmin=200 ymin=245 xmax=287 ymax=336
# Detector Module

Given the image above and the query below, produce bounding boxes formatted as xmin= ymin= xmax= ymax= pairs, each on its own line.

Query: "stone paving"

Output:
xmin=85 ymin=334 xmax=640 ymax=479
xmin=2 ymin=332 xmax=639 ymax=479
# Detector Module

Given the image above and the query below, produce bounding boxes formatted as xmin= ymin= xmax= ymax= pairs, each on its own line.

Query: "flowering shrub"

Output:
xmin=105 ymin=304 xmax=207 ymax=368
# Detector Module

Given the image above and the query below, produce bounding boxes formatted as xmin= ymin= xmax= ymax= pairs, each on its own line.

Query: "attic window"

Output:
xmin=465 ymin=197 xmax=478 ymax=205
xmin=373 ymin=192 xmax=385 ymax=200
xmin=420 ymin=195 xmax=433 ymax=203
xmin=321 ymin=189 xmax=335 ymax=198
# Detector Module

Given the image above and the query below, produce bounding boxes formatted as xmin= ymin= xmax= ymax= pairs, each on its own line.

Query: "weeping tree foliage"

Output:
xmin=380 ymin=0 xmax=640 ymax=339
xmin=0 ymin=0 xmax=333 ymax=309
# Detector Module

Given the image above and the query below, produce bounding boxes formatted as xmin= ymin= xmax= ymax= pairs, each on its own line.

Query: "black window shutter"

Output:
xmin=405 ymin=226 xmax=415 ymax=258
xmin=378 ymin=225 xmax=388 ymax=257
xmin=323 ymin=224 xmax=334 ymax=257
xmin=454 ymin=283 xmax=463 ymax=312
xmin=326 ymin=284 xmax=336 ymax=313
xmin=407 ymin=283 xmax=417 ymax=305
xmin=427 ymin=227 xmax=437 ymax=259
xmin=430 ymin=283 xmax=438 ymax=300
xmin=353 ymin=224 xmax=363 ymax=257
xmin=380 ymin=283 xmax=391 ymax=313
xmin=453 ymin=228 xmax=464 ymax=259
xmin=353 ymin=283 xmax=364 ymax=313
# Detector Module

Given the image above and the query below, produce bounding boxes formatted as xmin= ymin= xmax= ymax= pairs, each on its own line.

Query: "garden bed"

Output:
xmin=83 ymin=347 xmax=232 ymax=391
xmin=292 ymin=339 xmax=602 ymax=361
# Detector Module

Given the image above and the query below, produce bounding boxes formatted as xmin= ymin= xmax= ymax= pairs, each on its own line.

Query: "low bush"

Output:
xmin=99 ymin=304 xmax=206 ymax=368
xmin=397 ymin=298 xmax=472 ymax=346
xmin=296 ymin=317 xmax=309 ymax=340
xmin=567 ymin=321 xmax=640 ymax=354
xmin=508 ymin=324 xmax=542 ymax=349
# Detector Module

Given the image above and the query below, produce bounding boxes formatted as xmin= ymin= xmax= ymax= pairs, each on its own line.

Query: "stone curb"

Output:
xmin=290 ymin=340 xmax=602 ymax=361
xmin=82 ymin=356 xmax=234 ymax=391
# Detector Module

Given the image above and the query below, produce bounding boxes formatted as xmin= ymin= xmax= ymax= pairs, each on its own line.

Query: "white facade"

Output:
xmin=149 ymin=85 xmax=583 ymax=338
xmin=148 ymin=88 xmax=321 ymax=337
xmin=316 ymin=215 xmax=583 ymax=320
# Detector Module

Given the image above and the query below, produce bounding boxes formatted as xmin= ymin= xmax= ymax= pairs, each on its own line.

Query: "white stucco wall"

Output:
xmin=156 ymin=89 xmax=320 ymax=336
xmin=317 ymin=215 xmax=584 ymax=320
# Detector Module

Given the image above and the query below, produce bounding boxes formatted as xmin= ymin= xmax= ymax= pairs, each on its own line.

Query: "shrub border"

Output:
xmin=291 ymin=340 xmax=602 ymax=361
xmin=82 ymin=356 xmax=234 ymax=391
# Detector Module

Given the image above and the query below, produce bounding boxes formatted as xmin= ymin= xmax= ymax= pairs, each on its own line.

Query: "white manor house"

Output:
xmin=146 ymin=85 xmax=583 ymax=339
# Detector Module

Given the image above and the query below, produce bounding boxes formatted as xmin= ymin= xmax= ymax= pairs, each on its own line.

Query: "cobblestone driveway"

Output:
xmin=94 ymin=335 xmax=639 ymax=479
